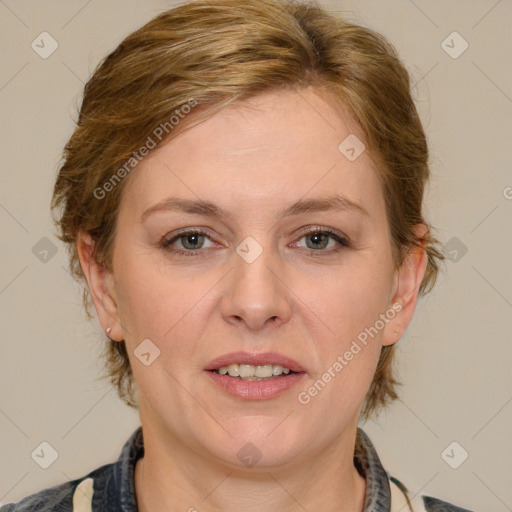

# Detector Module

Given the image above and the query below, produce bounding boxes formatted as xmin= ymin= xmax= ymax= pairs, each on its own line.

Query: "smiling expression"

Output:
xmin=85 ymin=86 xmax=413 ymax=470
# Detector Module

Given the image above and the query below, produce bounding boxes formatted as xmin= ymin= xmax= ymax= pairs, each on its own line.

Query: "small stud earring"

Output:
xmin=394 ymin=329 xmax=399 ymax=337
xmin=106 ymin=327 xmax=112 ymax=334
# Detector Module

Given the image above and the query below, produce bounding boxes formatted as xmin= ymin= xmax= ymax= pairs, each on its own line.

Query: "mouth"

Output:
xmin=209 ymin=363 xmax=299 ymax=380
xmin=204 ymin=352 xmax=306 ymax=400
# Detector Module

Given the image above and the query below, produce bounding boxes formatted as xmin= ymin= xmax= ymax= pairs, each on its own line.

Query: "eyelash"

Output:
xmin=160 ymin=226 xmax=350 ymax=258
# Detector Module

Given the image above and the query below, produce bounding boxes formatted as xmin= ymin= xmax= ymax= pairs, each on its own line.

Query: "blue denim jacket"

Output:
xmin=1 ymin=427 xmax=475 ymax=511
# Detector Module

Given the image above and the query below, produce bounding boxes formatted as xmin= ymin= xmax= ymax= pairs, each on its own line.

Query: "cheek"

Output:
xmin=112 ymin=255 xmax=230 ymax=404
xmin=297 ymin=260 xmax=392 ymax=343
xmin=292 ymin=258 xmax=392 ymax=404
xmin=112 ymin=244 xmax=211 ymax=341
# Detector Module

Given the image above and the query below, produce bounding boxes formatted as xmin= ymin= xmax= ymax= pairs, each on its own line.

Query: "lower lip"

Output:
xmin=204 ymin=371 xmax=306 ymax=400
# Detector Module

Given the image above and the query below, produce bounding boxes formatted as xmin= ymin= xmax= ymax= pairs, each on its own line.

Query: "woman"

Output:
xmin=2 ymin=0 xmax=475 ymax=510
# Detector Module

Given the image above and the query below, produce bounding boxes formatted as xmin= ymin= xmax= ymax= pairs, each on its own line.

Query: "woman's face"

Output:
xmin=85 ymin=87 xmax=421 ymax=470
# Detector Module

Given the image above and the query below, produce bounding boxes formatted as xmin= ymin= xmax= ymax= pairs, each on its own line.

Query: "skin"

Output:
xmin=78 ymin=86 xmax=427 ymax=512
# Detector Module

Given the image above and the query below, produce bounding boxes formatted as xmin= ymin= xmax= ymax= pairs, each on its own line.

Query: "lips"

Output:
xmin=204 ymin=351 xmax=307 ymax=373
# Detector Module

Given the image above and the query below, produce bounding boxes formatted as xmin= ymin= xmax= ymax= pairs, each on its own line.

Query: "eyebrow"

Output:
xmin=140 ymin=194 xmax=369 ymax=223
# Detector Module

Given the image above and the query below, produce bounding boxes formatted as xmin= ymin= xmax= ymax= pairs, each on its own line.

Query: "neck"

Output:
xmin=134 ymin=408 xmax=366 ymax=512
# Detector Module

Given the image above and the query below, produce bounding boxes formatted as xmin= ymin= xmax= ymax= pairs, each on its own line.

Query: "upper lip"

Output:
xmin=205 ymin=351 xmax=306 ymax=373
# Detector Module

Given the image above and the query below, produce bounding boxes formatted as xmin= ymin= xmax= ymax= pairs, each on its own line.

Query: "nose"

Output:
xmin=220 ymin=240 xmax=292 ymax=331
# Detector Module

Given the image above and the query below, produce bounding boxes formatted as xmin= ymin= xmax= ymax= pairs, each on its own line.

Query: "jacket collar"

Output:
xmin=354 ymin=427 xmax=392 ymax=510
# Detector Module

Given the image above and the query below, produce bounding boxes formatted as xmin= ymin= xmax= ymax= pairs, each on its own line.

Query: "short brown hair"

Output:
xmin=51 ymin=0 xmax=444 ymax=421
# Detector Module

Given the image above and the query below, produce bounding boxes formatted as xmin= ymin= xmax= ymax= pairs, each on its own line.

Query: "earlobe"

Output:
xmin=76 ymin=231 xmax=123 ymax=341
xmin=382 ymin=224 xmax=429 ymax=347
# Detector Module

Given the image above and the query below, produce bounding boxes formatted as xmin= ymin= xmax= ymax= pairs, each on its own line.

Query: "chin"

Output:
xmin=207 ymin=419 xmax=307 ymax=471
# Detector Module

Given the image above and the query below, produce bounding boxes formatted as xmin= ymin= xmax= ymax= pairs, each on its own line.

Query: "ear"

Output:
xmin=381 ymin=224 xmax=429 ymax=347
xmin=76 ymin=231 xmax=124 ymax=341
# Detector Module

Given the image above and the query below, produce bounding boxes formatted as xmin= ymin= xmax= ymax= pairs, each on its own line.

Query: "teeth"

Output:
xmin=227 ymin=364 xmax=239 ymax=377
xmin=216 ymin=364 xmax=293 ymax=380
xmin=239 ymin=364 xmax=255 ymax=378
xmin=255 ymin=365 xmax=273 ymax=378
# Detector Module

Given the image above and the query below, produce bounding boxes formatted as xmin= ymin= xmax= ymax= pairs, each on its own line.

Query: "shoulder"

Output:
xmin=1 ymin=426 xmax=143 ymax=512
xmin=421 ymin=494 xmax=476 ymax=512
xmin=390 ymin=476 xmax=476 ymax=512
xmin=0 ymin=479 xmax=74 ymax=512
xmin=0 ymin=463 xmax=111 ymax=512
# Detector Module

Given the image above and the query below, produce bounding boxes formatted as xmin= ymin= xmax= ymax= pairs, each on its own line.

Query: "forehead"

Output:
xmin=119 ymin=87 xmax=385 ymax=224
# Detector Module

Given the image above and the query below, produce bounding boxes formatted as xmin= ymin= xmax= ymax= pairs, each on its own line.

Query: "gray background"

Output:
xmin=0 ymin=0 xmax=510 ymax=510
